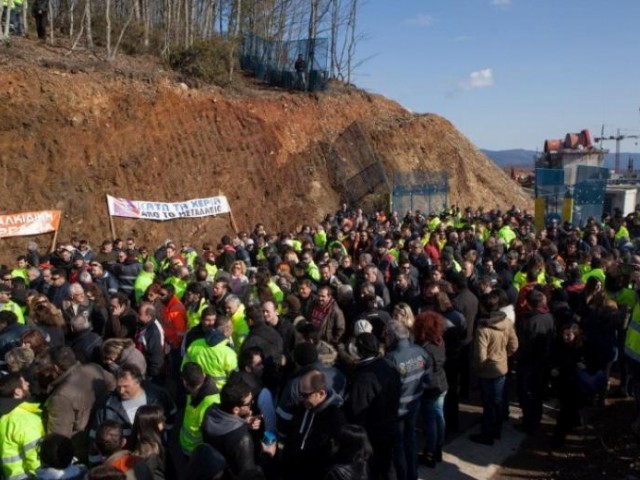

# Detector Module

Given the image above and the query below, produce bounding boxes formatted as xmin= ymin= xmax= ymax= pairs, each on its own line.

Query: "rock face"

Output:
xmin=0 ymin=40 xmax=529 ymax=259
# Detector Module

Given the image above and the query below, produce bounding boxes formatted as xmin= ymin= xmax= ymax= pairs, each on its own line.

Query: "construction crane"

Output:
xmin=594 ymin=128 xmax=640 ymax=174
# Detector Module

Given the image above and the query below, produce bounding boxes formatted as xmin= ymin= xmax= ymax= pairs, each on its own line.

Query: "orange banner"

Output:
xmin=0 ymin=210 xmax=61 ymax=238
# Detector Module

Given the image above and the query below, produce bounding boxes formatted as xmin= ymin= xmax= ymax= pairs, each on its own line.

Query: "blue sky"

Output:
xmin=353 ymin=0 xmax=640 ymax=151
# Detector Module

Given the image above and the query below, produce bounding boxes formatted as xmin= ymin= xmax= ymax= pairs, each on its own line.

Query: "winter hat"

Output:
xmin=354 ymin=332 xmax=379 ymax=359
xmin=353 ymin=319 xmax=373 ymax=336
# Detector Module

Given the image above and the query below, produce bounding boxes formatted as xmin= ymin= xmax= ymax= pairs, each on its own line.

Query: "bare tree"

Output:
xmin=33 ymin=0 xmax=366 ymax=84
xmin=2 ymin=0 xmax=12 ymax=38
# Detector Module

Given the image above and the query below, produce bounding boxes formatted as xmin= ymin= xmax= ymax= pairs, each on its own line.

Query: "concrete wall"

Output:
xmin=606 ymin=187 xmax=638 ymax=216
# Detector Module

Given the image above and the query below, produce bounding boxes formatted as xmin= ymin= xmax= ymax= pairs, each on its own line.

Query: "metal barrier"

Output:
xmin=391 ymin=171 xmax=449 ymax=215
xmin=241 ymin=34 xmax=329 ymax=92
xmin=573 ymin=165 xmax=609 ymax=226
xmin=344 ymin=161 xmax=389 ymax=204
xmin=535 ymin=166 xmax=609 ymax=226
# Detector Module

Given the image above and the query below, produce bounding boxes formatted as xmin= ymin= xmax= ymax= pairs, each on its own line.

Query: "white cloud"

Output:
xmin=404 ymin=14 xmax=434 ymax=26
xmin=460 ymin=68 xmax=494 ymax=90
xmin=491 ymin=0 xmax=511 ymax=7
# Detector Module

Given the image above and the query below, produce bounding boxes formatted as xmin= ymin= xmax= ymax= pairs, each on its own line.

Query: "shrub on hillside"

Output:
xmin=168 ymin=37 xmax=238 ymax=85
xmin=119 ymin=23 xmax=163 ymax=56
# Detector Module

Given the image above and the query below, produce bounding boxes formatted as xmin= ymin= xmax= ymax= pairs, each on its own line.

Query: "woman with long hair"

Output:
xmin=85 ymin=284 xmax=109 ymax=336
xmin=413 ymin=311 xmax=448 ymax=468
xmin=433 ymin=291 xmax=466 ymax=435
xmin=21 ymin=329 xmax=52 ymax=399
xmin=131 ymin=405 xmax=165 ymax=480
xmin=28 ymin=295 xmax=65 ymax=348
xmin=101 ymin=338 xmax=147 ymax=375
xmin=229 ymin=260 xmax=250 ymax=296
xmin=21 ymin=328 xmax=50 ymax=359
xmin=325 ymin=424 xmax=373 ymax=480
xmin=392 ymin=302 xmax=415 ymax=332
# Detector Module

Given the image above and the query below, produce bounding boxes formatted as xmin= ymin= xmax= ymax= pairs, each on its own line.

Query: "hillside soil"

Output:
xmin=0 ymin=37 xmax=530 ymax=260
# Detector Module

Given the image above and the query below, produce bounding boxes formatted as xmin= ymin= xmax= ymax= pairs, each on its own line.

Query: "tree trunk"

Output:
xmin=105 ymin=0 xmax=111 ymax=58
xmin=110 ymin=0 xmax=134 ymax=60
xmin=48 ymin=0 xmax=53 ymax=44
xmin=227 ymin=0 xmax=241 ymax=82
xmin=346 ymin=0 xmax=356 ymax=84
xmin=3 ymin=0 xmax=12 ymax=37
xmin=85 ymin=0 xmax=93 ymax=48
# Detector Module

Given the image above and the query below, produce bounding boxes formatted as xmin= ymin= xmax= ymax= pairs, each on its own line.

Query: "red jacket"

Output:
xmin=160 ymin=295 xmax=187 ymax=349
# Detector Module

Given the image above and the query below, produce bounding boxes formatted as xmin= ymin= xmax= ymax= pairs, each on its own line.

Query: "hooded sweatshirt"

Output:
xmin=201 ymin=406 xmax=255 ymax=475
xmin=473 ymin=311 xmax=519 ymax=379
xmin=282 ymin=389 xmax=346 ymax=480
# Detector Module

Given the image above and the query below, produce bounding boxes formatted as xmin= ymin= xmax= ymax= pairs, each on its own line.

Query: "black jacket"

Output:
xmin=452 ymin=287 xmax=479 ymax=345
xmin=274 ymin=317 xmax=296 ymax=357
xmin=201 ymin=406 xmax=255 ymax=476
xmin=242 ymin=322 xmax=284 ymax=366
xmin=282 ymin=389 xmax=346 ymax=480
xmin=346 ymin=356 xmax=401 ymax=438
xmin=277 ymin=363 xmax=347 ymax=438
xmin=135 ymin=320 xmax=165 ymax=378
xmin=68 ymin=329 xmax=103 ymax=364
xmin=325 ymin=463 xmax=369 ymax=480
xmin=517 ymin=309 xmax=555 ymax=366
xmin=422 ymin=341 xmax=448 ymax=398
xmin=89 ymin=381 xmax=176 ymax=444
xmin=0 ymin=323 xmax=31 ymax=359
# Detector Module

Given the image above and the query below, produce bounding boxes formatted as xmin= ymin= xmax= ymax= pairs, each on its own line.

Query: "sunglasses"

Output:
xmin=299 ymin=390 xmax=318 ymax=399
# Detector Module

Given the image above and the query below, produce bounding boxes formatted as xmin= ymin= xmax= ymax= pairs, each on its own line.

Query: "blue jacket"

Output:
xmin=386 ymin=339 xmax=432 ymax=417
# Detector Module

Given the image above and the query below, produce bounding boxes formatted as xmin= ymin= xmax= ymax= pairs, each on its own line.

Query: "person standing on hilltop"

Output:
xmin=294 ymin=54 xmax=307 ymax=91
xmin=32 ymin=0 xmax=47 ymax=40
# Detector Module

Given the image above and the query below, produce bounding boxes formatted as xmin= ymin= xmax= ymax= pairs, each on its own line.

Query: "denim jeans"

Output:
xmin=480 ymin=376 xmax=506 ymax=439
xmin=422 ymin=392 xmax=446 ymax=455
xmin=516 ymin=363 xmax=545 ymax=432
xmin=393 ymin=403 xmax=419 ymax=480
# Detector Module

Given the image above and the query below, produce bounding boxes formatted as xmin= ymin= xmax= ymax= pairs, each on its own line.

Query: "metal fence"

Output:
xmin=343 ymin=161 xmax=389 ymax=204
xmin=240 ymin=34 xmax=329 ymax=92
xmin=572 ymin=165 xmax=609 ymax=226
xmin=535 ymin=168 xmax=567 ymax=219
xmin=391 ymin=171 xmax=449 ymax=215
xmin=535 ymin=166 xmax=609 ymax=226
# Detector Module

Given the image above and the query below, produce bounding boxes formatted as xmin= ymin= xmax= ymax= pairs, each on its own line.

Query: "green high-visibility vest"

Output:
xmin=183 ymin=338 xmax=237 ymax=390
xmin=0 ymin=402 xmax=44 ymax=480
xmin=180 ymin=392 xmax=219 ymax=455
xmin=626 ymin=297 xmax=640 ymax=364
xmin=186 ymin=298 xmax=209 ymax=330
xmin=0 ymin=300 xmax=24 ymax=324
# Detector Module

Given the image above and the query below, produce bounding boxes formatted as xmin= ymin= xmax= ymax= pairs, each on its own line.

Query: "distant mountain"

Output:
xmin=602 ymin=153 xmax=640 ymax=171
xmin=482 ymin=149 xmax=640 ymax=171
xmin=481 ymin=149 xmax=537 ymax=168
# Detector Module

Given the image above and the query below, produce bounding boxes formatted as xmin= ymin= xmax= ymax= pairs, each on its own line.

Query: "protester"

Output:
xmin=0 ymin=203 xmax=635 ymax=477
xmin=470 ymin=291 xmax=518 ymax=446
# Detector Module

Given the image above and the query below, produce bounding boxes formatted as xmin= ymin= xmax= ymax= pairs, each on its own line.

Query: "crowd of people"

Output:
xmin=0 ymin=202 xmax=639 ymax=480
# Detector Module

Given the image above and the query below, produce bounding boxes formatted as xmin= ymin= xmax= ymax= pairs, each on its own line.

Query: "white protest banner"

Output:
xmin=106 ymin=195 xmax=231 ymax=221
